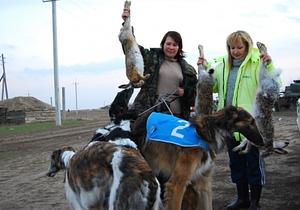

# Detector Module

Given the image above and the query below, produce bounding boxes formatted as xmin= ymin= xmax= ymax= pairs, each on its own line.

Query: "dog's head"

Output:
xmin=47 ymin=146 xmax=75 ymax=177
xmin=109 ymin=87 xmax=134 ymax=124
xmin=219 ymin=106 xmax=265 ymax=147
xmin=191 ymin=106 xmax=265 ymax=147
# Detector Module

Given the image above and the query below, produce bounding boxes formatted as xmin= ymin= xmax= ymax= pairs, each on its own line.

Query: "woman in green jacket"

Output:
xmin=198 ymin=30 xmax=276 ymax=210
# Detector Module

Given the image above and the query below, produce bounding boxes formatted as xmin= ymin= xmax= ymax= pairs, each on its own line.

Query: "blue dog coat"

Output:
xmin=146 ymin=112 xmax=209 ymax=150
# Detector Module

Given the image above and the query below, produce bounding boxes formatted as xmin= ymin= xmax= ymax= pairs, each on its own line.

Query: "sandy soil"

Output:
xmin=0 ymin=111 xmax=299 ymax=210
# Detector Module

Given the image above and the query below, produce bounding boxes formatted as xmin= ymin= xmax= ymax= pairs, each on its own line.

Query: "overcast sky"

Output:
xmin=0 ymin=0 xmax=299 ymax=110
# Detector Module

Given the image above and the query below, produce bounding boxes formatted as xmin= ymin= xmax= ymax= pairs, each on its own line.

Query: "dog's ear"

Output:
xmin=221 ymin=106 xmax=253 ymax=131
xmin=223 ymin=106 xmax=239 ymax=129
xmin=52 ymin=149 xmax=63 ymax=162
xmin=209 ymin=106 xmax=239 ymax=130
xmin=189 ymin=115 xmax=215 ymax=143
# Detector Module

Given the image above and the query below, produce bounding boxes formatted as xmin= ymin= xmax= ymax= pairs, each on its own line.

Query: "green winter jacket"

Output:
xmin=209 ymin=48 xmax=277 ymax=141
xmin=210 ymin=48 xmax=276 ymax=113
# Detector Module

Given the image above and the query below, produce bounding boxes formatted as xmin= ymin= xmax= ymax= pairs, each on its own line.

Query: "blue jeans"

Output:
xmin=228 ymin=140 xmax=266 ymax=186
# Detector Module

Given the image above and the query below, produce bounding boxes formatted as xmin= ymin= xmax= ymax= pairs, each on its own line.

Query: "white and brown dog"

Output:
xmin=47 ymin=140 xmax=162 ymax=210
xmin=47 ymin=87 xmax=162 ymax=210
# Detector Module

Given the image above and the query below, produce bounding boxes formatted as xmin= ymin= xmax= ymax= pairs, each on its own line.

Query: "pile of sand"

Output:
xmin=0 ymin=96 xmax=54 ymax=111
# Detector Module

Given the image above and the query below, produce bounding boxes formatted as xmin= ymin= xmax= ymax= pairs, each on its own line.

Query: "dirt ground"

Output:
xmin=0 ymin=110 xmax=299 ymax=210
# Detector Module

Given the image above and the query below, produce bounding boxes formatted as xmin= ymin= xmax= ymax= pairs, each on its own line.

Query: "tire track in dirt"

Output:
xmin=0 ymin=121 xmax=108 ymax=145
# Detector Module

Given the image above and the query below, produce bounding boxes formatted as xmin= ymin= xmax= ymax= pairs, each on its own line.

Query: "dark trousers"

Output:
xmin=228 ymin=140 xmax=265 ymax=186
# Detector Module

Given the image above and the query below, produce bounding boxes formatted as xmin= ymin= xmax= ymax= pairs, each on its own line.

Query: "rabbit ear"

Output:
xmin=124 ymin=0 xmax=131 ymax=10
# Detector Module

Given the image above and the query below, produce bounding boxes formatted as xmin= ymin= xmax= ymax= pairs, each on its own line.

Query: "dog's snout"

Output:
xmin=47 ymin=165 xmax=59 ymax=177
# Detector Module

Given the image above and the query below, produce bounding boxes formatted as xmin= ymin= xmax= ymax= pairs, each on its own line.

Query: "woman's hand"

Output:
xmin=176 ymin=87 xmax=184 ymax=97
xmin=260 ymin=53 xmax=272 ymax=65
xmin=197 ymin=57 xmax=208 ymax=68
xmin=122 ymin=9 xmax=130 ymax=21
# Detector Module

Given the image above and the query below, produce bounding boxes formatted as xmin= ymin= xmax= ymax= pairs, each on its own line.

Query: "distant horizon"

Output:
xmin=2 ymin=79 xmax=299 ymax=112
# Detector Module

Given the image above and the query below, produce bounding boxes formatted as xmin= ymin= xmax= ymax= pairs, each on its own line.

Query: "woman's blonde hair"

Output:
xmin=226 ymin=30 xmax=253 ymax=69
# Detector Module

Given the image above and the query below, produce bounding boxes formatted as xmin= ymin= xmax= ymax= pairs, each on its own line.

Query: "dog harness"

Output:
xmin=146 ymin=112 xmax=209 ymax=150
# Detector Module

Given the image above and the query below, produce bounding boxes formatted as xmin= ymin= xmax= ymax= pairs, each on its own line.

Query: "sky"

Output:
xmin=0 ymin=0 xmax=300 ymax=110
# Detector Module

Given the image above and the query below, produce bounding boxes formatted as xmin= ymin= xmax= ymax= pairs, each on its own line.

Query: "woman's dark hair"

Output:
xmin=160 ymin=31 xmax=185 ymax=59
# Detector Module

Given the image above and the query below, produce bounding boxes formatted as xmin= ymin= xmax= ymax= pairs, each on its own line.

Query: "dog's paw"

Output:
xmin=232 ymin=139 xmax=248 ymax=152
xmin=238 ymin=149 xmax=250 ymax=155
xmin=273 ymin=140 xmax=289 ymax=149
xmin=273 ymin=147 xmax=288 ymax=155
xmin=232 ymin=145 xmax=250 ymax=154
xmin=261 ymin=141 xmax=289 ymax=158
xmin=232 ymin=145 xmax=243 ymax=152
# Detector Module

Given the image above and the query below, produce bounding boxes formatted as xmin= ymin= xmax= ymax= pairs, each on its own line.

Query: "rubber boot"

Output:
xmin=248 ymin=185 xmax=262 ymax=210
xmin=227 ymin=182 xmax=250 ymax=210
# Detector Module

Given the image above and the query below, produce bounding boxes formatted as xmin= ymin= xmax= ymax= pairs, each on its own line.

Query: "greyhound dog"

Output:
xmin=47 ymin=87 xmax=163 ymax=210
xmin=130 ymin=106 xmax=264 ymax=210
xmin=47 ymin=141 xmax=162 ymax=210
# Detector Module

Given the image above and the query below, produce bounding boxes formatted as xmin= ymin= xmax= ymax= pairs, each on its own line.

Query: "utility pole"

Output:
xmin=62 ymin=87 xmax=66 ymax=120
xmin=43 ymin=0 xmax=61 ymax=126
xmin=1 ymin=54 xmax=8 ymax=101
xmin=74 ymin=81 xmax=79 ymax=118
